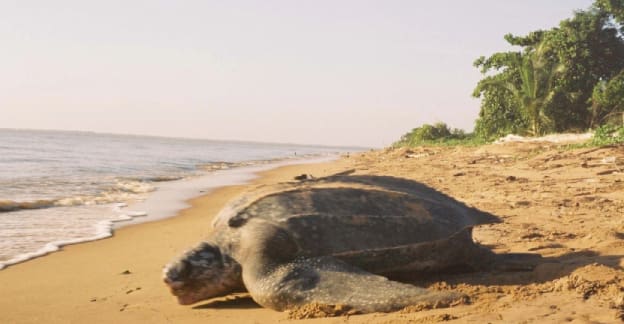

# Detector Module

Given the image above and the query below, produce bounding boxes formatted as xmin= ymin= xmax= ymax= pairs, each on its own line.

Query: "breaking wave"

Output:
xmin=0 ymin=179 xmax=157 ymax=213
xmin=0 ymin=199 xmax=57 ymax=212
xmin=0 ymin=203 xmax=147 ymax=270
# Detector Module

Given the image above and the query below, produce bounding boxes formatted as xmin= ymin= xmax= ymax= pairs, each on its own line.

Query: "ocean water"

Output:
xmin=0 ymin=129 xmax=357 ymax=269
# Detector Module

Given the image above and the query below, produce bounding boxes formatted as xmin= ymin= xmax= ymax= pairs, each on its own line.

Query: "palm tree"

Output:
xmin=519 ymin=44 xmax=565 ymax=135
xmin=480 ymin=43 xmax=564 ymax=136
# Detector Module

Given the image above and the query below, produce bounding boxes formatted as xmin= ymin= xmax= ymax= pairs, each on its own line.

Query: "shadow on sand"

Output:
xmin=415 ymin=250 xmax=623 ymax=288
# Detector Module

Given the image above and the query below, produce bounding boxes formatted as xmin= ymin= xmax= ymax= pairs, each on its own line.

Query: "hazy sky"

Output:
xmin=1 ymin=0 xmax=594 ymax=147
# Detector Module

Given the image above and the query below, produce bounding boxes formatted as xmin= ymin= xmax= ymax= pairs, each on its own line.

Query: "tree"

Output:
xmin=473 ymin=4 xmax=624 ymax=138
xmin=474 ymin=86 xmax=528 ymax=140
xmin=473 ymin=51 xmax=527 ymax=139
xmin=590 ymin=71 xmax=624 ymax=126
xmin=543 ymin=8 xmax=624 ymax=130
xmin=474 ymin=44 xmax=563 ymax=136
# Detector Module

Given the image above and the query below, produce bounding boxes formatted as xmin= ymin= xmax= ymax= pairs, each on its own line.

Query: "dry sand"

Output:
xmin=1 ymin=142 xmax=623 ymax=323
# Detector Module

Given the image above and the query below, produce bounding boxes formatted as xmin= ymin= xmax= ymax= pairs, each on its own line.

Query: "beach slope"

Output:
xmin=1 ymin=143 xmax=624 ymax=323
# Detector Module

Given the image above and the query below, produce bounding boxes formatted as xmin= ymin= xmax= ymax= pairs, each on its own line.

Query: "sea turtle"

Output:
xmin=163 ymin=174 xmax=516 ymax=313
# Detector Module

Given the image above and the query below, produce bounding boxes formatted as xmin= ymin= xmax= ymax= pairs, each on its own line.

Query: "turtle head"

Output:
xmin=163 ymin=242 xmax=243 ymax=305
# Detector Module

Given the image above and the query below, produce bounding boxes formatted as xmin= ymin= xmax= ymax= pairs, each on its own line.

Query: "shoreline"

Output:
xmin=0 ymin=157 xmax=354 ymax=324
xmin=0 ymin=155 xmax=338 ymax=271
xmin=116 ymin=154 xmax=339 ymax=228
xmin=2 ymin=142 xmax=623 ymax=323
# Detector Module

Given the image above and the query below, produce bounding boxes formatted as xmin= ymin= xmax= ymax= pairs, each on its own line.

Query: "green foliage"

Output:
xmin=472 ymin=3 xmax=624 ymax=139
xmin=590 ymin=71 xmax=624 ymax=126
xmin=595 ymin=0 xmax=624 ymax=25
xmin=394 ymin=123 xmax=484 ymax=147
xmin=474 ymin=43 xmax=564 ymax=136
xmin=591 ymin=124 xmax=624 ymax=145
xmin=544 ymin=8 xmax=624 ymax=131
xmin=398 ymin=0 xmax=624 ymax=148
xmin=474 ymin=86 xmax=529 ymax=141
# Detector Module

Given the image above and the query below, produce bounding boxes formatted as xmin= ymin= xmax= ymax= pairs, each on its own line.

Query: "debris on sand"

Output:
xmin=293 ymin=174 xmax=315 ymax=181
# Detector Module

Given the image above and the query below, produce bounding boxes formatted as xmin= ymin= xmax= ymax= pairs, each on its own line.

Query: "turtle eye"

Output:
xmin=198 ymin=251 xmax=215 ymax=261
xmin=197 ymin=242 xmax=222 ymax=259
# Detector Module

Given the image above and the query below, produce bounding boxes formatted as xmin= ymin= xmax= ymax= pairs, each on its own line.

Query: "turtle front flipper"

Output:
xmin=243 ymin=255 xmax=466 ymax=313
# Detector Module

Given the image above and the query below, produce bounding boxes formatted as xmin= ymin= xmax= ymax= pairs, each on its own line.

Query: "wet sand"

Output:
xmin=1 ymin=142 xmax=623 ymax=323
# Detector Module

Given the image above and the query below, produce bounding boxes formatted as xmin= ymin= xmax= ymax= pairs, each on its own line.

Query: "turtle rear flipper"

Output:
xmin=331 ymin=227 xmax=541 ymax=275
xmin=244 ymin=255 xmax=466 ymax=313
xmin=332 ymin=227 xmax=490 ymax=276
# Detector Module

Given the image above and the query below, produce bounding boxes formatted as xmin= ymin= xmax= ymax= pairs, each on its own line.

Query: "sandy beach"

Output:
xmin=2 ymin=142 xmax=624 ymax=323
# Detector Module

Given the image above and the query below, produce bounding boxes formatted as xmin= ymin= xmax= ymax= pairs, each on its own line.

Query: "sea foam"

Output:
xmin=0 ymin=203 xmax=147 ymax=270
